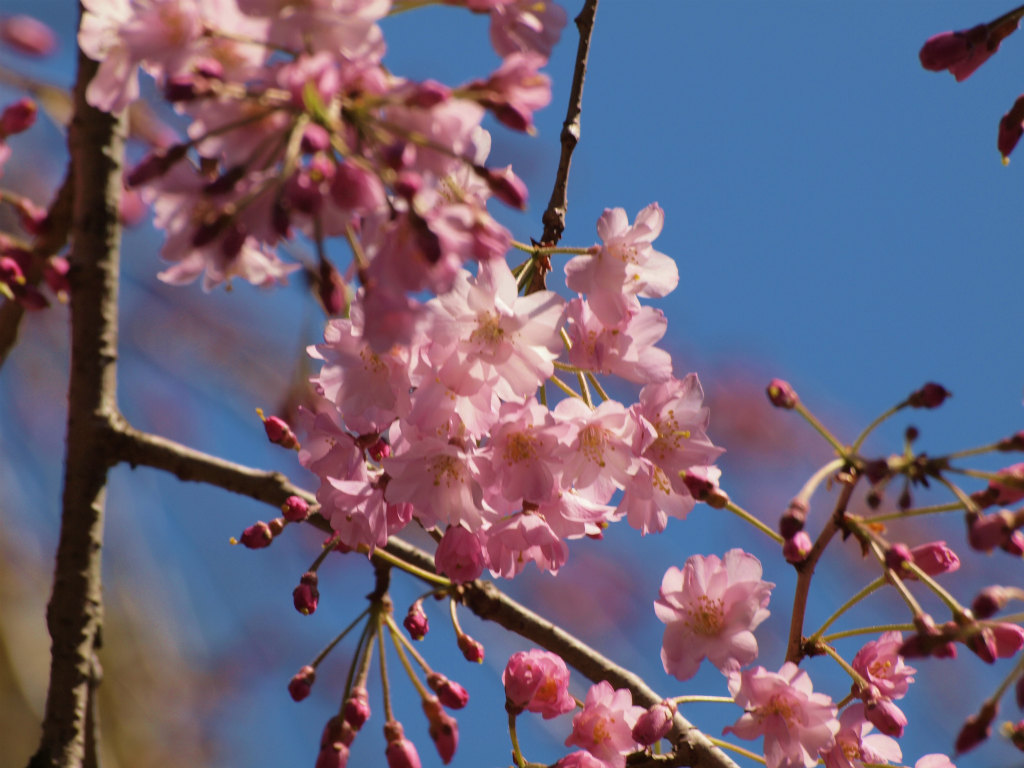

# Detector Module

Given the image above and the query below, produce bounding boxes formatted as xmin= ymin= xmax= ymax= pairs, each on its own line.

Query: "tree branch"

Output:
xmin=105 ymin=419 xmax=739 ymax=768
xmin=30 ymin=33 xmax=126 ymax=768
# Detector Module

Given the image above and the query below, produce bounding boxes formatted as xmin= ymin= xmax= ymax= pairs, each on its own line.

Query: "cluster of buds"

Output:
xmin=966 ymin=508 xmax=1024 ymax=556
xmin=899 ymin=613 xmax=1024 ymax=663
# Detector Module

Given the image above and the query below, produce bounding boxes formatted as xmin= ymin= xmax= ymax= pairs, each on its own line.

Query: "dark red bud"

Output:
xmin=457 ymin=633 xmax=484 ymax=663
xmin=907 ymin=382 xmax=951 ymax=408
xmin=237 ymin=521 xmax=273 ymax=549
xmin=293 ymin=571 xmax=320 ymax=615
xmin=281 ymin=495 xmax=310 ymax=522
xmin=288 ymin=664 xmax=316 ymax=701
xmin=779 ymin=499 xmax=808 ymax=538
xmin=955 ymin=701 xmax=998 ymax=753
xmin=972 ymin=586 xmax=1009 ymax=619
xmin=343 ymin=686 xmax=371 ymax=730
xmin=766 ymin=378 xmax=798 ymax=409
xmin=783 ymin=531 xmax=813 ymax=564
xmin=403 ymin=600 xmax=429 ymax=640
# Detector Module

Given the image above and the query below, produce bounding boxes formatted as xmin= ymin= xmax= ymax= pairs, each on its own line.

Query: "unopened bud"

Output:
xmin=783 ymin=531 xmax=813 ymax=564
xmin=404 ymin=600 xmax=429 ymax=640
xmin=422 ymin=695 xmax=459 ymax=764
xmin=955 ymin=701 xmax=997 ymax=754
xmin=779 ymin=499 xmax=808 ymax=538
xmin=288 ymin=665 xmax=316 ymax=701
xmin=0 ymin=15 xmax=56 ymax=57
xmin=235 ymin=521 xmax=273 ymax=549
xmin=766 ymin=379 xmax=798 ymax=409
xmin=998 ymin=431 xmax=1024 ymax=452
xmin=906 ymin=541 xmax=960 ymax=579
xmin=864 ymin=697 xmax=907 ymax=738
xmin=0 ymin=98 xmax=36 ymax=136
xmin=907 ymin=382 xmax=951 ymax=409
xmin=457 ymin=633 xmax=484 ymax=663
xmin=343 ymin=686 xmax=371 ymax=730
xmin=632 ymin=699 xmax=675 ymax=746
xmin=293 ymin=571 xmax=320 ymax=615
xmin=281 ymin=495 xmax=309 ymax=522
xmin=384 ymin=721 xmax=422 ymax=768
xmin=475 ymin=165 xmax=528 ymax=210
xmin=258 ymin=408 xmax=301 ymax=450
xmin=427 ymin=672 xmax=469 ymax=710
xmin=972 ymin=586 xmax=1009 ymax=620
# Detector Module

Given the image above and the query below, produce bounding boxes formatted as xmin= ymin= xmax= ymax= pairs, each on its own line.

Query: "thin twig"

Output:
xmin=530 ymin=0 xmax=599 ymax=293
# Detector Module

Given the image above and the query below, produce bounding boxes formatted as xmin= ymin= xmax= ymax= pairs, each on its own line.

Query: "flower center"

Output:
xmin=684 ymin=595 xmax=724 ymax=636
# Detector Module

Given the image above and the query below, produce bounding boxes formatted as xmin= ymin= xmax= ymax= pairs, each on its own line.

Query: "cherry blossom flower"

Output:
xmin=915 ymin=755 xmax=956 ymax=768
xmin=485 ymin=511 xmax=568 ymax=578
xmin=466 ymin=52 xmax=552 ymax=132
xmin=554 ymin=398 xmax=644 ymax=502
xmin=489 ymin=0 xmax=567 ymax=61
xmin=565 ymin=681 xmax=644 ymax=768
xmin=724 ymin=663 xmax=839 ymax=768
xmin=851 ymin=632 xmax=915 ymax=701
xmin=654 ymin=549 xmax=774 ymax=680
xmin=563 ymin=298 xmax=673 ymax=385
xmin=821 ymin=705 xmax=901 ymax=768
xmin=502 ymin=649 xmax=575 ymax=718
xmin=565 ymin=203 xmax=679 ymax=327
xmin=383 ymin=438 xmax=486 ymax=529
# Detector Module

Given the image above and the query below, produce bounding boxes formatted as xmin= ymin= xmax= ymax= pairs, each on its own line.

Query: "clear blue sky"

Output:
xmin=2 ymin=2 xmax=1024 ymax=767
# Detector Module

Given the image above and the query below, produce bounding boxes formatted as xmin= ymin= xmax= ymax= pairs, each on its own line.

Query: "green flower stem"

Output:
xmin=944 ymin=443 xmax=1002 ymax=461
xmin=821 ymin=623 xmax=914 ymax=643
xmin=311 ymin=605 xmax=371 ymax=668
xmin=934 ymin=474 xmax=981 ymax=514
xmin=387 ymin=619 xmax=430 ymax=699
xmin=793 ymin=401 xmax=850 ymax=459
xmin=850 ymin=404 xmax=904 ymax=454
xmin=385 ymin=613 xmax=432 ymax=674
xmin=795 ymin=458 xmax=846 ymax=505
xmin=723 ymin=501 xmax=784 ymax=544
xmin=508 ymin=710 xmax=527 ymax=768
xmin=807 ymin=577 xmax=885 ymax=644
xmin=670 ymin=695 xmax=735 ymax=706
xmin=868 ymin=501 xmax=964 ymax=523
xmin=705 ymin=737 xmax=766 ymax=764
xmin=510 ymin=240 xmax=593 ymax=256
xmin=901 ymin=560 xmax=967 ymax=617
xmin=819 ymin=642 xmax=869 ymax=690
xmin=377 ymin=616 xmax=393 ymax=722
xmin=369 ymin=546 xmax=451 ymax=587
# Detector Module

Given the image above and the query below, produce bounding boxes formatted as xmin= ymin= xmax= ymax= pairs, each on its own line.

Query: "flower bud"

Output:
xmin=884 ymin=543 xmax=913 ymax=575
xmin=998 ymin=430 xmax=1024 ymax=451
xmin=318 ymin=257 xmax=347 ymax=317
xmin=235 ymin=521 xmax=273 ymax=549
xmin=1000 ymin=95 xmax=1024 ymax=163
xmin=427 ymin=672 xmax=469 ymax=710
xmin=293 ymin=571 xmax=320 ymax=615
xmin=259 ymin=409 xmax=301 ymax=450
xmin=282 ymin=495 xmax=310 ymax=522
xmin=779 ymin=499 xmax=807 ymax=539
xmin=907 ymin=382 xmax=951 ymax=408
xmin=972 ymin=586 xmax=1009 ymax=619
xmin=864 ymin=697 xmax=907 ymax=738
xmin=384 ymin=721 xmax=422 ymax=768
xmin=632 ymin=699 xmax=675 ymax=746
xmin=955 ymin=700 xmax=997 ymax=753
xmin=766 ymin=378 xmax=798 ymax=409
xmin=905 ymin=541 xmax=960 ymax=579
xmin=126 ymin=144 xmax=189 ymax=187
xmin=475 ymin=164 xmax=528 ymax=210
xmin=288 ymin=665 xmax=316 ymax=701
xmin=783 ymin=531 xmax=813 ymax=564
xmin=315 ymin=742 xmax=350 ymax=768
xmin=457 ymin=633 xmax=484 ymax=663
xmin=0 ymin=98 xmax=37 ymax=136
xmin=422 ymin=696 xmax=459 ymax=764
xmin=404 ymin=600 xmax=429 ymax=640
xmin=681 ymin=470 xmax=729 ymax=509
xmin=0 ymin=15 xmax=56 ymax=57
xmin=343 ymin=686 xmax=371 ymax=730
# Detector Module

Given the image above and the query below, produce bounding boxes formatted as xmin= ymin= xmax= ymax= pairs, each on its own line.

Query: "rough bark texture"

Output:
xmin=29 ymin=37 xmax=125 ymax=768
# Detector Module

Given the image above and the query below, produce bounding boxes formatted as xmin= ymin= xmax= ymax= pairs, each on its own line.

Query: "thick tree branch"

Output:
xmin=106 ymin=420 xmax=739 ymax=768
xmin=30 ymin=36 xmax=126 ymax=768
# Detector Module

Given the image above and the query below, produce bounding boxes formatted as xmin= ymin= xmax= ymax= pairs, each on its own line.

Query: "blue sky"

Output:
xmin=3 ymin=2 xmax=1024 ymax=767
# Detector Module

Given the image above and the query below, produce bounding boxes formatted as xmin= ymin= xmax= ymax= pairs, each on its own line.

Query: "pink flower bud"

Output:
xmin=315 ymin=742 xmax=350 ymax=768
xmin=783 ymin=531 xmax=813 ymax=564
xmin=317 ymin=258 xmax=347 ymax=316
xmin=779 ymin=499 xmax=808 ymax=538
xmin=321 ymin=716 xmax=356 ymax=749
xmin=343 ymin=686 xmax=371 ymax=730
xmin=282 ymin=495 xmax=310 ymax=522
xmin=422 ymin=696 xmax=459 ymax=764
xmin=999 ymin=95 xmax=1024 ymax=162
xmin=366 ymin=437 xmax=390 ymax=462
xmin=920 ymin=20 xmax=1017 ymax=82
xmin=906 ymin=541 xmax=960 ymax=579
xmin=766 ymin=378 xmax=798 ymax=409
xmin=968 ymin=511 xmax=1010 ymax=551
xmin=288 ymin=665 xmax=316 ymax=701
xmin=260 ymin=411 xmax=301 ymax=450
xmin=865 ymin=697 xmax=907 ymax=738
xmin=457 ymin=633 xmax=484 ymax=663
xmin=0 ymin=15 xmax=56 ymax=57
xmin=301 ymin=124 xmax=331 ymax=154
xmin=998 ymin=430 xmax=1024 ymax=451
xmin=990 ymin=622 xmax=1024 ymax=658
xmin=435 ymin=525 xmax=485 ymax=584
xmin=884 ymin=543 xmax=913 ymax=574
xmin=502 ymin=649 xmax=575 ymax=718
xmin=476 ymin=165 xmax=528 ymax=210
xmin=0 ymin=98 xmax=36 ymax=136
xmin=632 ymin=699 xmax=675 ymax=746
xmin=384 ymin=721 xmax=421 ymax=768
xmin=403 ymin=600 xmax=429 ymax=640
xmin=681 ymin=470 xmax=729 ymax=509
xmin=293 ymin=571 xmax=320 ymax=615
xmin=907 ymin=382 xmax=951 ymax=408
xmin=427 ymin=672 xmax=469 ymax=710
xmin=1004 ymin=530 xmax=1024 ymax=556
xmin=955 ymin=701 xmax=997 ymax=753
xmin=404 ymin=80 xmax=450 ymax=108
xmin=973 ymin=586 xmax=1010 ymax=619
xmin=988 ymin=463 xmax=1024 ymax=506
xmin=236 ymin=521 xmax=273 ymax=549
xmin=0 ymin=256 xmax=25 ymax=286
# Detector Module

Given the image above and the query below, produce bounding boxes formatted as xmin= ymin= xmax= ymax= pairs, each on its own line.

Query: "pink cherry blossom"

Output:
xmin=565 ymin=681 xmax=644 ymax=768
xmin=489 ymin=0 xmax=566 ymax=61
xmin=434 ymin=525 xmax=486 ymax=583
xmin=565 ymin=203 xmax=679 ymax=327
xmin=383 ymin=438 xmax=486 ymax=530
xmin=725 ymin=663 xmax=839 ymax=768
xmin=485 ymin=511 xmax=568 ymax=578
xmin=466 ymin=52 xmax=552 ymax=132
xmin=502 ymin=649 xmax=575 ymax=718
xmin=654 ymin=549 xmax=774 ymax=680
xmin=554 ymin=398 xmax=644 ymax=502
xmin=563 ymin=298 xmax=673 ymax=385
xmin=821 ymin=705 xmax=901 ymax=768
xmin=851 ymin=632 xmax=916 ymax=701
